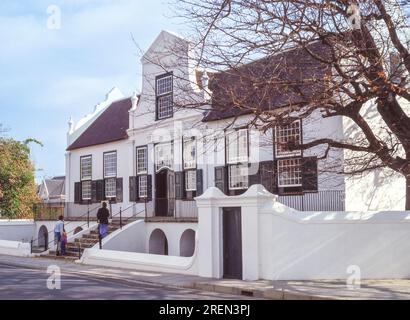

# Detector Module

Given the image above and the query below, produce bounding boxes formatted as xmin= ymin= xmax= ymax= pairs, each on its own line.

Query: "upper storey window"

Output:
xmin=156 ymin=73 xmax=173 ymax=120
xmin=275 ymin=120 xmax=302 ymax=158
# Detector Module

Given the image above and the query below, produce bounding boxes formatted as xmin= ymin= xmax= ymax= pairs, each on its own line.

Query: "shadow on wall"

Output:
xmin=180 ymin=229 xmax=195 ymax=257
xmin=38 ymin=225 xmax=48 ymax=248
xmin=149 ymin=229 xmax=169 ymax=255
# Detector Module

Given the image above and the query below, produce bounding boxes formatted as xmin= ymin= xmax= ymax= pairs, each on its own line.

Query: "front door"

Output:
xmin=155 ymin=170 xmax=168 ymax=217
xmin=223 ymin=207 xmax=243 ymax=279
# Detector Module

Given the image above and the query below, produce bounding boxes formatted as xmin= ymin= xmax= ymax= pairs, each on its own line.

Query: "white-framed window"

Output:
xmin=105 ymin=178 xmax=117 ymax=198
xmin=81 ymin=156 xmax=92 ymax=181
xmin=229 ymin=164 xmax=249 ymax=190
xmin=227 ymin=129 xmax=248 ymax=164
xmin=275 ymin=121 xmax=302 ymax=157
xmin=278 ymin=158 xmax=302 ymax=187
xmin=137 ymin=147 xmax=148 ymax=174
xmin=183 ymin=138 xmax=197 ymax=170
xmin=139 ymin=175 xmax=148 ymax=198
xmin=155 ymin=142 xmax=173 ymax=172
xmin=104 ymin=152 xmax=117 ymax=178
xmin=157 ymin=74 xmax=173 ymax=95
xmin=81 ymin=181 xmax=92 ymax=200
xmin=157 ymin=95 xmax=173 ymax=119
xmin=156 ymin=73 xmax=173 ymax=120
xmin=185 ymin=170 xmax=197 ymax=191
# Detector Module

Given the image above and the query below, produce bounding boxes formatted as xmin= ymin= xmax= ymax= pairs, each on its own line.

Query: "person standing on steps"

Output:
xmin=60 ymin=228 xmax=68 ymax=256
xmin=54 ymin=215 xmax=64 ymax=256
xmin=97 ymin=202 xmax=110 ymax=241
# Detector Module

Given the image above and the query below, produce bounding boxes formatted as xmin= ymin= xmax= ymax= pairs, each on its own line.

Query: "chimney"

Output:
xmin=131 ymin=91 xmax=139 ymax=111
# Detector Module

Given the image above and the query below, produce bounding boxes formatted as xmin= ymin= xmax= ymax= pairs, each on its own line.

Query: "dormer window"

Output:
xmin=156 ymin=73 xmax=173 ymax=120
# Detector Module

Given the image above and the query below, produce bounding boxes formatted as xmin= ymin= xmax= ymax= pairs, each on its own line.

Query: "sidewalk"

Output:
xmin=1 ymin=255 xmax=410 ymax=300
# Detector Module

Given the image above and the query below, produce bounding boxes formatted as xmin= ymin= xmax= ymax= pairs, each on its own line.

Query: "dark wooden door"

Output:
xmin=155 ymin=170 xmax=168 ymax=217
xmin=223 ymin=207 xmax=243 ymax=279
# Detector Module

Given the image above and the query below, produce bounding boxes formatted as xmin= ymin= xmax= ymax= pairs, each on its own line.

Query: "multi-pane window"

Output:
xmin=183 ymin=139 xmax=196 ymax=170
xmin=157 ymin=75 xmax=173 ymax=95
xmin=137 ymin=147 xmax=148 ymax=174
xmin=226 ymin=129 xmax=249 ymax=190
xmin=276 ymin=121 xmax=302 ymax=157
xmin=185 ymin=170 xmax=197 ymax=191
xmin=229 ymin=164 xmax=249 ymax=190
xmin=81 ymin=156 xmax=92 ymax=181
xmin=82 ymin=181 xmax=92 ymax=200
xmin=81 ymin=156 xmax=92 ymax=201
xmin=105 ymin=178 xmax=117 ymax=198
xmin=139 ymin=176 xmax=148 ymax=198
xmin=104 ymin=152 xmax=117 ymax=198
xmin=155 ymin=143 xmax=173 ymax=172
xmin=278 ymin=158 xmax=302 ymax=187
xmin=104 ymin=152 xmax=117 ymax=178
xmin=156 ymin=74 xmax=173 ymax=120
xmin=227 ymin=129 xmax=248 ymax=164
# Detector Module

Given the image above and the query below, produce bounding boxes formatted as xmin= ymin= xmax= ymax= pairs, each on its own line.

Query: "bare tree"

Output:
xmin=155 ymin=0 xmax=410 ymax=208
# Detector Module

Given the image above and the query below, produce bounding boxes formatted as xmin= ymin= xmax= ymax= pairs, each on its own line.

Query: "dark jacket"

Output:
xmin=97 ymin=208 xmax=110 ymax=225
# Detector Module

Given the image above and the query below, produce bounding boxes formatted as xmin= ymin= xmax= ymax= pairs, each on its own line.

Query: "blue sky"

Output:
xmin=0 ymin=0 xmax=184 ymax=182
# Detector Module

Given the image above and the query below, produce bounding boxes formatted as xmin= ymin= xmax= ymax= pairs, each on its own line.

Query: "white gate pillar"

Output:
xmin=196 ymin=185 xmax=276 ymax=280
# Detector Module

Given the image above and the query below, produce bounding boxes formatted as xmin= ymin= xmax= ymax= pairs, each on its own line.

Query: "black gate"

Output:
xmin=222 ymin=207 xmax=243 ymax=279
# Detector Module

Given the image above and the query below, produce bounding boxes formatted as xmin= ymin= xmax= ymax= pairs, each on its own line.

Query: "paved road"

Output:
xmin=0 ymin=262 xmax=249 ymax=300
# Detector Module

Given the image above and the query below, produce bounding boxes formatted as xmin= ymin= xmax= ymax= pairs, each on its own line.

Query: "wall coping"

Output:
xmin=261 ymin=201 xmax=410 ymax=224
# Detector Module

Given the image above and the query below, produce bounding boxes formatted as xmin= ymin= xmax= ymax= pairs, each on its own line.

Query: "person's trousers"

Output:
xmin=54 ymin=232 xmax=61 ymax=255
xmin=61 ymin=241 xmax=66 ymax=255
xmin=99 ymin=224 xmax=108 ymax=238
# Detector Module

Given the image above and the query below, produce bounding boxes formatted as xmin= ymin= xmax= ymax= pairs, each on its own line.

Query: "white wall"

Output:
xmin=196 ymin=185 xmax=410 ymax=281
xmin=343 ymin=98 xmax=410 ymax=211
xmin=99 ymin=219 xmax=198 ymax=257
xmin=0 ymin=220 xmax=35 ymax=243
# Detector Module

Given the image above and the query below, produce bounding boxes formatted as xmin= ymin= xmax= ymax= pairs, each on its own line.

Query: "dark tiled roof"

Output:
xmin=203 ymin=42 xmax=331 ymax=122
xmin=67 ymin=98 xmax=132 ymax=151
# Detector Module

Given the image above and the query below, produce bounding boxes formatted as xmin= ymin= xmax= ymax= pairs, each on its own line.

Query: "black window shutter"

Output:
xmin=175 ymin=172 xmax=185 ymax=200
xmin=261 ymin=161 xmax=278 ymax=194
xmin=302 ymin=157 xmax=318 ymax=192
xmin=96 ymin=180 xmax=104 ymax=202
xmin=214 ymin=166 xmax=228 ymax=194
xmin=147 ymin=175 xmax=153 ymax=201
xmin=116 ymin=178 xmax=123 ymax=203
xmin=196 ymin=169 xmax=204 ymax=196
xmin=248 ymin=163 xmax=261 ymax=187
xmin=135 ymin=176 xmax=141 ymax=202
xmin=91 ymin=181 xmax=98 ymax=203
xmin=74 ymin=182 xmax=81 ymax=204
xmin=129 ymin=176 xmax=137 ymax=202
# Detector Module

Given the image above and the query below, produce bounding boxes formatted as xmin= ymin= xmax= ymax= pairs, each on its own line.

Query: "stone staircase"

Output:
xmin=42 ymin=217 xmax=139 ymax=261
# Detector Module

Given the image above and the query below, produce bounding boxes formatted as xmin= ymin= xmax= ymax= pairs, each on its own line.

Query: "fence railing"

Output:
xmin=144 ymin=198 xmax=198 ymax=220
xmin=278 ymin=190 xmax=345 ymax=212
xmin=33 ymin=202 xmax=103 ymax=221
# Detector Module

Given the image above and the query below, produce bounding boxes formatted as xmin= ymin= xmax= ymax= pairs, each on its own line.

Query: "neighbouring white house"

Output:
xmin=38 ymin=176 xmax=66 ymax=204
xmin=57 ymin=30 xmax=410 ymax=280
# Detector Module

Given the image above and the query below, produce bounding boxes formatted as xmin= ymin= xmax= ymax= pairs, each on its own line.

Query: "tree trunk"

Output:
xmin=406 ymin=176 xmax=410 ymax=211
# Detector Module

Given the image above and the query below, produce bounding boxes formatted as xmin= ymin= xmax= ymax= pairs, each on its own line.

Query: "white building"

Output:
xmin=65 ymin=30 xmax=406 ymax=223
